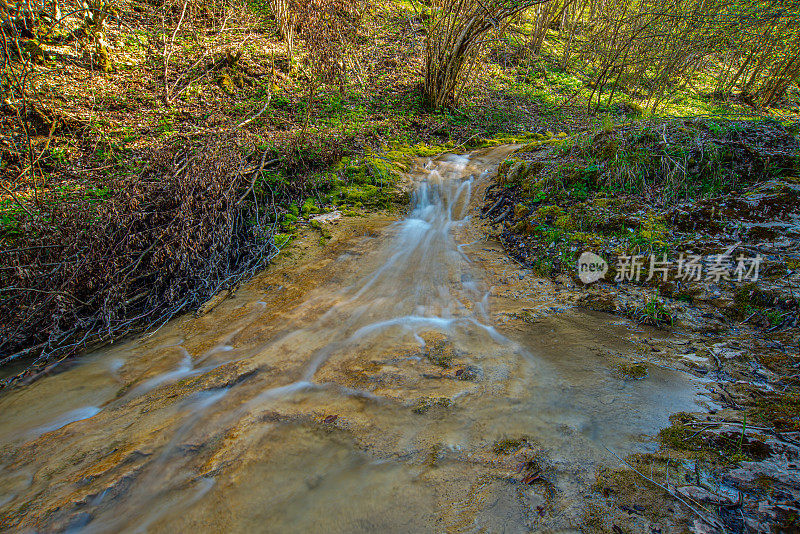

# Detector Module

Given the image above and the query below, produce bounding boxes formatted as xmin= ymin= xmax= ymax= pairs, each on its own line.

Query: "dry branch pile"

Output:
xmin=0 ymin=135 xmax=281 ymax=388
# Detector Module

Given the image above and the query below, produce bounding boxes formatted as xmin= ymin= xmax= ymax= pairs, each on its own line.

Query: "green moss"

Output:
xmin=567 ymin=232 xmax=604 ymax=246
xmin=753 ymin=393 xmax=800 ymax=432
xmin=614 ymin=363 xmax=648 ymax=380
xmin=380 ymin=141 xmax=447 ymax=168
xmin=301 ymin=198 xmax=321 ymax=216
xmin=496 ymin=159 xmax=514 ymax=183
xmin=658 ymin=423 xmax=700 ymax=451
xmin=0 ymin=204 xmax=25 ymax=239
xmin=732 ymin=282 xmax=778 ymax=319
xmin=336 ymin=157 xmax=373 ymax=185
xmin=340 ymin=184 xmax=379 ymax=204
xmin=513 ymin=203 xmax=530 ymax=218
xmin=582 ymin=503 xmax=611 ymax=534
xmin=309 ymin=219 xmax=332 ymax=240
xmin=659 ymin=413 xmax=772 ymax=463
xmin=536 ymin=204 xmax=564 ymax=221
xmin=554 ymin=214 xmax=576 ymax=231
xmin=327 ymin=151 xmax=417 ymax=210
xmin=273 ymin=233 xmax=292 ymax=247
xmin=530 ymin=257 xmax=555 ymax=277
xmin=521 ymin=140 xmax=542 ymax=151
xmin=637 ymin=214 xmax=670 ymax=247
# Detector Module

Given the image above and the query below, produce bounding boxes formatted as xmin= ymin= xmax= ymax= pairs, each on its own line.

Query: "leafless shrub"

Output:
xmin=295 ymin=0 xmax=364 ymax=84
xmin=1 ymin=0 xmax=47 ymax=185
xmin=421 ymin=0 xmax=551 ymax=109
xmin=0 ymin=135 xmax=283 ymax=388
xmin=575 ymin=0 xmax=725 ymax=113
xmin=269 ymin=0 xmax=296 ymax=55
xmin=282 ymin=0 xmax=365 ymax=144
xmin=711 ymin=1 xmax=800 ymax=108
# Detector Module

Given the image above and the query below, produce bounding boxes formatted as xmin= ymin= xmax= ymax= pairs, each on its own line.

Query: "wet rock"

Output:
xmin=521 ymin=472 xmax=541 ymax=485
xmin=411 ymin=397 xmax=453 ymax=414
xmin=690 ymin=518 xmax=721 ymax=534
xmin=503 ymin=161 xmax=530 ymax=185
xmin=710 ymin=344 xmax=745 ymax=361
xmin=420 ymin=333 xmax=461 ymax=368
xmin=51 ymin=511 xmax=93 ymax=532
xmin=197 ymin=289 xmax=230 ymax=317
xmin=322 ymin=414 xmax=338 ymax=424
xmin=675 ymin=485 xmax=735 ymax=506
xmin=613 ymin=363 xmax=648 ymax=380
xmin=421 ymin=364 xmax=481 ymax=381
xmin=493 ymin=437 xmax=529 ymax=454
xmin=678 ymin=353 xmax=710 ymax=374
xmin=709 ymin=297 xmax=735 ymax=310
xmin=682 ymin=309 xmax=727 ymax=333
xmin=578 ymin=289 xmax=616 ymax=312
xmin=555 ymin=274 xmax=575 ymax=288
xmin=723 ymin=459 xmax=800 ymax=488
xmin=456 ymin=364 xmax=482 ymax=381
xmin=311 ymin=211 xmax=342 ymax=224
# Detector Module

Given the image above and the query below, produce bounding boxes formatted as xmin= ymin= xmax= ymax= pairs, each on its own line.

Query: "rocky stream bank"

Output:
xmin=481 ymin=119 xmax=800 ymax=533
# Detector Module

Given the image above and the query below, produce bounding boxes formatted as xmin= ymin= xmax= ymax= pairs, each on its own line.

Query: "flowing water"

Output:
xmin=0 ymin=147 xmax=701 ymax=532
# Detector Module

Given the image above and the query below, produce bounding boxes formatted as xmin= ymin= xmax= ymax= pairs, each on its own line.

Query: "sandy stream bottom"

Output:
xmin=0 ymin=147 xmax=703 ymax=533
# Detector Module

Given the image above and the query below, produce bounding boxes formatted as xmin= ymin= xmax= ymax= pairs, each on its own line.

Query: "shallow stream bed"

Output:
xmin=0 ymin=147 xmax=704 ymax=532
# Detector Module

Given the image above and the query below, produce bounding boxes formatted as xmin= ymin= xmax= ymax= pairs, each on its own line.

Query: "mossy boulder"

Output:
xmin=340 ymin=184 xmax=380 ymax=205
xmin=497 ymin=158 xmax=547 ymax=186
xmin=301 ymin=199 xmax=321 ymax=216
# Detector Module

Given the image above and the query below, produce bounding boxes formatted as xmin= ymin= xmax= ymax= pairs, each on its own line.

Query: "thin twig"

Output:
xmin=163 ymin=0 xmax=190 ymax=104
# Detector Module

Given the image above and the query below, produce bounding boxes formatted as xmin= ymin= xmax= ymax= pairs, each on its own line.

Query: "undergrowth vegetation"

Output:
xmin=484 ymin=117 xmax=800 ymax=300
